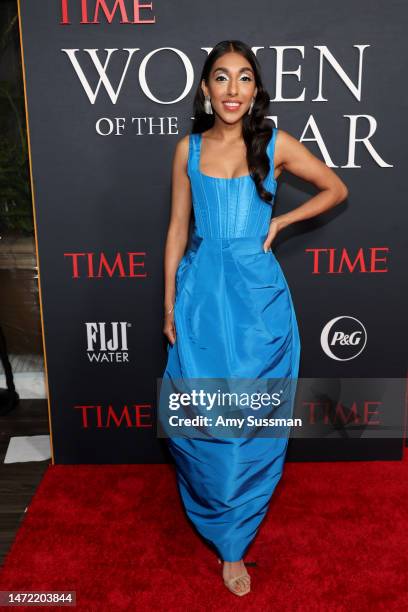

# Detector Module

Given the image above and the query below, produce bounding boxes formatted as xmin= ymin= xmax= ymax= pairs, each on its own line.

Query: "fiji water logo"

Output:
xmin=320 ymin=316 xmax=367 ymax=361
xmin=85 ymin=322 xmax=130 ymax=363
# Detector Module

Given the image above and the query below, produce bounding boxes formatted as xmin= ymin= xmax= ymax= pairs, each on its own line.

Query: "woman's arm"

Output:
xmin=265 ymin=129 xmax=349 ymax=249
xmin=163 ymin=134 xmax=192 ymax=345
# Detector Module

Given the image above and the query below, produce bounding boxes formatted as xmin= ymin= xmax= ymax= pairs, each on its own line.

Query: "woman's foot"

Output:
xmin=220 ymin=559 xmax=251 ymax=596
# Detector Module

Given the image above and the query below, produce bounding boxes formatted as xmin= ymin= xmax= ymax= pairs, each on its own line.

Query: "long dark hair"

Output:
xmin=191 ymin=40 xmax=274 ymax=204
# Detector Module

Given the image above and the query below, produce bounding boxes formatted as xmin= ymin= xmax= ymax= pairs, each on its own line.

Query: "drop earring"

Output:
xmin=204 ymin=94 xmax=213 ymax=115
xmin=248 ymin=98 xmax=255 ymax=115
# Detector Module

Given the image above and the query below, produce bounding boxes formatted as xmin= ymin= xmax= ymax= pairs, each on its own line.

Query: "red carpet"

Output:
xmin=1 ymin=452 xmax=407 ymax=611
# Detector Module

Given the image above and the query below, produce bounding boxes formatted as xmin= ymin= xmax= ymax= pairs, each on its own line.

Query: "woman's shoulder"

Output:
xmin=273 ymin=128 xmax=298 ymax=164
xmin=172 ymin=134 xmax=192 ymax=177
xmin=179 ymin=131 xmax=197 ymax=145
xmin=173 ymin=133 xmax=191 ymax=158
xmin=274 ymin=127 xmax=298 ymax=147
xmin=177 ymin=133 xmax=191 ymax=146
xmin=268 ymin=128 xmax=294 ymax=174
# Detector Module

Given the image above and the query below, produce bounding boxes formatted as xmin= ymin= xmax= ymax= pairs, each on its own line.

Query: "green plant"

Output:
xmin=0 ymin=11 xmax=33 ymax=235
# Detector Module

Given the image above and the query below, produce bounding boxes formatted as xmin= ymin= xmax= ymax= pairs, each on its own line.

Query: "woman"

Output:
xmin=161 ymin=40 xmax=348 ymax=597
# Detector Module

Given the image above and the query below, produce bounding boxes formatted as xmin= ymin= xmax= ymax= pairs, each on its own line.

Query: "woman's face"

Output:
xmin=201 ymin=52 xmax=258 ymax=123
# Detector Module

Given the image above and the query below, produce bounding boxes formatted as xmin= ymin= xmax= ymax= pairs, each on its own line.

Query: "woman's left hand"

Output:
xmin=263 ymin=217 xmax=282 ymax=252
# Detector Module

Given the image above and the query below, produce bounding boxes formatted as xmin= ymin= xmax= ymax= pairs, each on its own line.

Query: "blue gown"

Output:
xmin=161 ymin=128 xmax=301 ymax=561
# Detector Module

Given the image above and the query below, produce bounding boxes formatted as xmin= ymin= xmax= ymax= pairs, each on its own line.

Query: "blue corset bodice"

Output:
xmin=187 ymin=128 xmax=278 ymax=238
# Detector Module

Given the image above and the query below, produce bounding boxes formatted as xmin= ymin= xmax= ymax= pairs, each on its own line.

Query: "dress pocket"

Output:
xmin=175 ymin=238 xmax=203 ymax=299
xmin=237 ymin=250 xmax=283 ymax=291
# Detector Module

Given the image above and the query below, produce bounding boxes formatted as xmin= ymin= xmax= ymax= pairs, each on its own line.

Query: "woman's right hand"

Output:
xmin=163 ymin=309 xmax=177 ymax=346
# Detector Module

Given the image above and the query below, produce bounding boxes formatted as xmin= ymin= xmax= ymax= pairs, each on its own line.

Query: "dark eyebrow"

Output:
xmin=213 ymin=66 xmax=254 ymax=74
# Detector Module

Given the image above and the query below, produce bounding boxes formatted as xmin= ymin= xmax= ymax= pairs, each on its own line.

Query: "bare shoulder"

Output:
xmin=170 ymin=134 xmax=192 ymax=183
xmin=174 ymin=134 xmax=190 ymax=158
xmin=273 ymin=128 xmax=294 ymax=175
xmin=275 ymin=128 xmax=300 ymax=154
xmin=274 ymin=128 xmax=348 ymax=198
xmin=172 ymin=134 xmax=190 ymax=175
xmin=275 ymin=128 xmax=315 ymax=168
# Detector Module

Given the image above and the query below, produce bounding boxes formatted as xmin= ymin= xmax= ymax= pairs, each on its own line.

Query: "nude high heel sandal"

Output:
xmin=217 ymin=558 xmax=251 ymax=597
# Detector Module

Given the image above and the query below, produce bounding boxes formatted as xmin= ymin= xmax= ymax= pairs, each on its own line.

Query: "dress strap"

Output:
xmin=187 ymin=133 xmax=200 ymax=176
xmin=267 ymin=127 xmax=278 ymax=183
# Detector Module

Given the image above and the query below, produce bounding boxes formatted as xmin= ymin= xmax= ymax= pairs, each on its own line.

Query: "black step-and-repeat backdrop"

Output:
xmin=18 ymin=0 xmax=408 ymax=463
